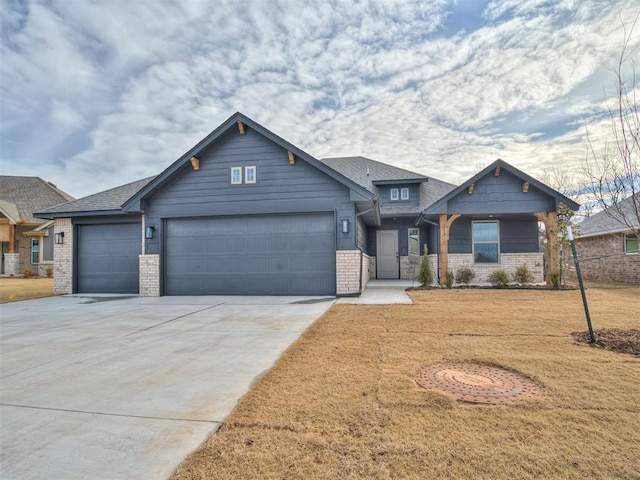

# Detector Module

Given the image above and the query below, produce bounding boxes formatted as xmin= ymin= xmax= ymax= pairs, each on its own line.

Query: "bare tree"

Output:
xmin=584 ymin=13 xmax=640 ymax=235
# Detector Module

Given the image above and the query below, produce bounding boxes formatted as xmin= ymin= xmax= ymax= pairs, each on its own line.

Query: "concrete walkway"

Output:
xmin=336 ymin=279 xmax=415 ymax=304
xmin=0 ymin=294 xmax=335 ymax=480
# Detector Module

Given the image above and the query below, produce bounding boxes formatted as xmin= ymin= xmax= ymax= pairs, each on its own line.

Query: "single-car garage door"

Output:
xmin=77 ymin=223 xmax=141 ymax=293
xmin=165 ymin=213 xmax=336 ymax=295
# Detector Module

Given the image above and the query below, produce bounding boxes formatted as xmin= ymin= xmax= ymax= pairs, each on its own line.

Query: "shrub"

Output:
xmin=455 ymin=267 xmax=475 ymax=285
xmin=512 ymin=264 xmax=534 ymax=285
xmin=46 ymin=266 xmax=54 ymax=278
xmin=418 ymin=245 xmax=433 ymax=286
xmin=488 ymin=270 xmax=509 ymax=288
xmin=550 ymin=271 xmax=562 ymax=289
xmin=445 ymin=270 xmax=454 ymax=289
xmin=23 ymin=267 xmax=35 ymax=278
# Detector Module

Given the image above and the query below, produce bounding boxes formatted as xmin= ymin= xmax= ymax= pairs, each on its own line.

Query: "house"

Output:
xmin=35 ymin=113 xmax=578 ymax=296
xmin=0 ymin=176 xmax=75 ymax=276
xmin=576 ymin=194 xmax=640 ymax=284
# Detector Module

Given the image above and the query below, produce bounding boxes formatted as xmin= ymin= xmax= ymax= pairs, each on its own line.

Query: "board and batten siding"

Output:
xmin=448 ymin=170 xmax=555 ymax=215
xmin=378 ymin=184 xmax=421 ymax=208
xmin=143 ymin=128 xmax=356 ymax=255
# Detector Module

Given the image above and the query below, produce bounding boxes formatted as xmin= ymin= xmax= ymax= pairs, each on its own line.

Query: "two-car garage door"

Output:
xmin=165 ymin=213 xmax=336 ymax=295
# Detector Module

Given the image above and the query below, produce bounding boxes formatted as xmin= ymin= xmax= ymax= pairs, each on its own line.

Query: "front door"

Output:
xmin=377 ymin=230 xmax=399 ymax=279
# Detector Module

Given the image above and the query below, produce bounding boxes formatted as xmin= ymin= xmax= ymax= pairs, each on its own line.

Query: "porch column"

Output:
xmin=439 ymin=214 xmax=460 ymax=285
xmin=9 ymin=223 xmax=15 ymax=253
xmin=533 ymin=211 xmax=558 ymax=286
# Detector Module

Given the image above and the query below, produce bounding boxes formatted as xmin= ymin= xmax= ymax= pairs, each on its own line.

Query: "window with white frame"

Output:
xmin=245 ymin=166 xmax=256 ymax=184
xmin=473 ymin=221 xmax=499 ymax=263
xmin=31 ymin=238 xmax=39 ymax=264
xmin=408 ymin=228 xmax=420 ymax=263
xmin=401 ymin=187 xmax=409 ymax=200
xmin=625 ymin=233 xmax=639 ymax=254
xmin=390 ymin=188 xmax=399 ymax=201
xmin=231 ymin=167 xmax=242 ymax=184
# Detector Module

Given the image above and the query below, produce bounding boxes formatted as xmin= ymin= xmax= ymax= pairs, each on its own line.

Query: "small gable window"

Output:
xmin=401 ymin=188 xmax=409 ymax=200
xmin=625 ymin=233 xmax=639 ymax=254
xmin=390 ymin=188 xmax=399 ymax=201
xmin=473 ymin=221 xmax=499 ymax=263
xmin=231 ymin=167 xmax=242 ymax=184
xmin=245 ymin=166 xmax=256 ymax=184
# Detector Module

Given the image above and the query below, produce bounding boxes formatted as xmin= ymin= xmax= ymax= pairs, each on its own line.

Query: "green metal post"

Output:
xmin=568 ymin=227 xmax=596 ymax=343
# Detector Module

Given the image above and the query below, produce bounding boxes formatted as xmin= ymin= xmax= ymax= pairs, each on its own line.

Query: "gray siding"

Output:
xmin=379 ymin=184 xmax=420 ymax=208
xmin=144 ymin=128 xmax=354 ymax=254
xmin=356 ymin=216 xmax=368 ymax=253
xmin=448 ymin=170 xmax=554 ymax=214
xmin=42 ymin=229 xmax=53 ymax=262
xmin=449 ymin=216 xmax=539 ymax=254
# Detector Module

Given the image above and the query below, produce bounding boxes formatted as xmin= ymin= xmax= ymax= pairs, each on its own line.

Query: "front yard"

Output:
xmin=173 ymin=286 xmax=640 ymax=480
xmin=0 ymin=277 xmax=55 ymax=303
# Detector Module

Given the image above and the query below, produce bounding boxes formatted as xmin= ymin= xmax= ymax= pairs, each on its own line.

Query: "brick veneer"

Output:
xmin=139 ymin=254 xmax=160 ymax=296
xmin=575 ymin=234 xmax=640 ymax=284
xmin=53 ymin=218 xmax=73 ymax=294
xmin=337 ymin=250 xmax=364 ymax=295
xmin=448 ymin=253 xmax=544 ymax=284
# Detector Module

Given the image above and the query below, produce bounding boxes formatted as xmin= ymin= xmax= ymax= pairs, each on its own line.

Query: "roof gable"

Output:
xmin=423 ymin=159 xmax=580 ymax=215
xmin=0 ymin=176 xmax=75 ymax=223
xmin=123 ymin=113 xmax=375 ymax=211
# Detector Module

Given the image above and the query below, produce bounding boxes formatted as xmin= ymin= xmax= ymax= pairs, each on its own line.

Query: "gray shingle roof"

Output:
xmin=319 ymin=156 xmax=456 ymax=214
xmin=36 ymin=176 xmax=156 ymax=217
xmin=0 ymin=176 xmax=75 ymax=223
xmin=578 ymin=194 xmax=640 ymax=237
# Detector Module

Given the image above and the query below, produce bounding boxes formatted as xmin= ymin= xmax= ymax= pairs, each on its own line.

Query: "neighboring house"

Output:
xmin=0 ymin=176 xmax=75 ymax=276
xmin=576 ymin=194 xmax=640 ymax=284
xmin=35 ymin=113 xmax=578 ymax=296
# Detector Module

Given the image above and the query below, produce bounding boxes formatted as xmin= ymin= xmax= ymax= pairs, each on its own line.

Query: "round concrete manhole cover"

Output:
xmin=415 ymin=362 xmax=543 ymax=404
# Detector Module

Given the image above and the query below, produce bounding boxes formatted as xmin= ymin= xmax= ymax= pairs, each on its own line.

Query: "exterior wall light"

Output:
xmin=341 ymin=219 xmax=350 ymax=234
xmin=54 ymin=232 xmax=65 ymax=244
xmin=145 ymin=225 xmax=155 ymax=239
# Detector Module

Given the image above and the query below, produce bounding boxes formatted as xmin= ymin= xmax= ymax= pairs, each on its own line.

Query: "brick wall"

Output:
xmin=3 ymin=253 xmax=19 ymax=276
xmin=336 ymin=250 xmax=362 ymax=295
xmin=139 ymin=254 xmax=160 ymax=296
xmin=361 ymin=253 xmax=371 ymax=290
xmin=53 ymin=218 xmax=73 ymax=294
xmin=448 ymin=252 xmax=544 ymax=284
xmin=575 ymin=234 xmax=640 ymax=284
xmin=369 ymin=255 xmax=376 ymax=279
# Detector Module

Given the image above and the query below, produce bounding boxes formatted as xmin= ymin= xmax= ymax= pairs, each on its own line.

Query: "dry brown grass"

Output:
xmin=0 ymin=277 xmax=55 ymax=303
xmin=173 ymin=287 xmax=640 ymax=480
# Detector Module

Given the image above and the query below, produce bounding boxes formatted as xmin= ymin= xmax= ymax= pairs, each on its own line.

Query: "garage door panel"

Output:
xmin=77 ymin=223 xmax=141 ymax=294
xmin=165 ymin=214 xmax=335 ymax=295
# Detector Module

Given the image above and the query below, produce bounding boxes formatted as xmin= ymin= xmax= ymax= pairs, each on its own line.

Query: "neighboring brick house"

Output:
xmin=0 ymin=176 xmax=74 ymax=276
xmin=35 ymin=112 xmax=578 ymax=296
xmin=576 ymin=194 xmax=640 ymax=284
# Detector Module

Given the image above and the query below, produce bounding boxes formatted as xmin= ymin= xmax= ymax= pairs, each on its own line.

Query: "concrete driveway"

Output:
xmin=0 ymin=294 xmax=335 ymax=479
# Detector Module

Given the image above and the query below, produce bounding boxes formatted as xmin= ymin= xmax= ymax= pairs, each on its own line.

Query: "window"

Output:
xmin=31 ymin=238 xmax=39 ymax=264
xmin=408 ymin=228 xmax=420 ymax=263
xmin=473 ymin=221 xmax=499 ymax=263
xmin=401 ymin=188 xmax=409 ymax=200
xmin=390 ymin=188 xmax=399 ymax=201
xmin=231 ymin=167 xmax=242 ymax=184
xmin=245 ymin=166 xmax=256 ymax=184
xmin=625 ymin=233 xmax=639 ymax=254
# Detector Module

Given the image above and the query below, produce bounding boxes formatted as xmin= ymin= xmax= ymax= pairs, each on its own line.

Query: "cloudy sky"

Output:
xmin=1 ymin=0 xmax=639 ymax=199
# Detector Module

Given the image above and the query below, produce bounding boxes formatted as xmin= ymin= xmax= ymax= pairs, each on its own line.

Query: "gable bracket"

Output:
xmin=467 ymin=183 xmax=474 ymax=195
xmin=494 ymin=166 xmax=501 ymax=176
xmin=288 ymin=151 xmax=296 ymax=165
xmin=237 ymin=121 xmax=246 ymax=134
xmin=522 ymin=181 xmax=530 ymax=193
xmin=189 ymin=157 xmax=200 ymax=171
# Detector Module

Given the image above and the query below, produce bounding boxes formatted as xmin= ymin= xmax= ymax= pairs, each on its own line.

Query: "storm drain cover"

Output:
xmin=415 ymin=362 xmax=543 ymax=404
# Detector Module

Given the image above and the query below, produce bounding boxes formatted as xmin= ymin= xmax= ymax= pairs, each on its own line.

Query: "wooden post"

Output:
xmin=9 ymin=223 xmax=15 ymax=253
xmin=533 ymin=211 xmax=558 ymax=286
xmin=439 ymin=214 xmax=460 ymax=285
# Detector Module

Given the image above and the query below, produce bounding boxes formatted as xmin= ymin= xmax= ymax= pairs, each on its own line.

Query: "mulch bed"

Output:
xmin=572 ymin=329 xmax=640 ymax=356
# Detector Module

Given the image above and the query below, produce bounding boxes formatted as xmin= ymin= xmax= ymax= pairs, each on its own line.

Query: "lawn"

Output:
xmin=0 ymin=277 xmax=55 ymax=303
xmin=173 ymin=286 xmax=640 ymax=480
